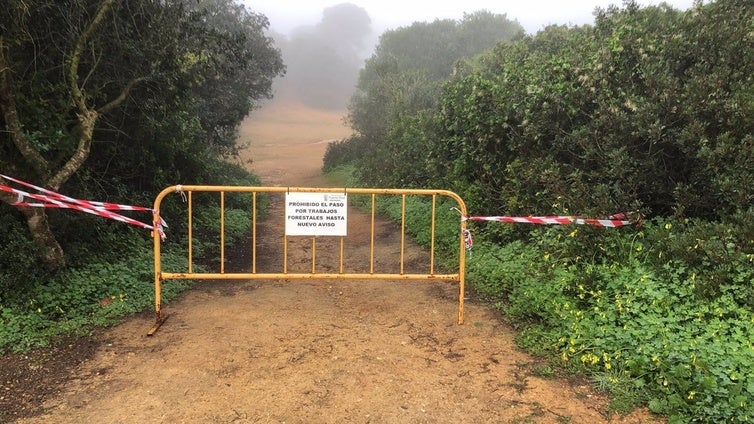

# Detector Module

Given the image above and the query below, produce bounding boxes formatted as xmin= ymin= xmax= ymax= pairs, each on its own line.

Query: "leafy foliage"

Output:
xmin=435 ymin=1 xmax=754 ymax=220
xmin=0 ymin=230 xmax=183 ymax=353
xmin=499 ymin=220 xmax=754 ymax=422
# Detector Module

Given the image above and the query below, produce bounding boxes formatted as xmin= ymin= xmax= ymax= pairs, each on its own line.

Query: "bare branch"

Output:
xmin=98 ymin=76 xmax=145 ymax=115
xmin=47 ymin=109 xmax=98 ymax=191
xmin=69 ymin=0 xmax=116 ymax=114
xmin=49 ymin=0 xmax=119 ymax=191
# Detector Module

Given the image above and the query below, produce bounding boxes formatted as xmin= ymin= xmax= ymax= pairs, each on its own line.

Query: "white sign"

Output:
xmin=285 ymin=192 xmax=348 ymax=236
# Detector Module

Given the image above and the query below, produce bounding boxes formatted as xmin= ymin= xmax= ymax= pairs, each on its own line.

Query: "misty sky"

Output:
xmin=243 ymin=0 xmax=699 ymax=35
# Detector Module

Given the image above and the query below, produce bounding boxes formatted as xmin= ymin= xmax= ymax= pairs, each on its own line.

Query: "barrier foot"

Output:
xmin=147 ymin=312 xmax=168 ymax=336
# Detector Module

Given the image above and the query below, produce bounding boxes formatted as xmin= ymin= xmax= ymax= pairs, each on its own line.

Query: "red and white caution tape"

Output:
xmin=452 ymin=208 xmax=637 ymax=254
xmin=0 ymin=174 xmax=166 ymax=240
xmin=462 ymin=215 xmax=635 ymax=227
xmin=451 ymin=207 xmax=637 ymax=228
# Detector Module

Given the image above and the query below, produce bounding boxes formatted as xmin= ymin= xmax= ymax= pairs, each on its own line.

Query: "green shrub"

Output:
xmin=322 ymin=136 xmax=368 ymax=172
xmin=461 ymin=219 xmax=754 ymax=422
xmin=0 ymin=237 xmax=192 ymax=353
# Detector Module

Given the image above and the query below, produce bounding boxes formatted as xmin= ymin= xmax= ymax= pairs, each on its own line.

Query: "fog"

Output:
xmin=264 ymin=3 xmax=375 ymax=110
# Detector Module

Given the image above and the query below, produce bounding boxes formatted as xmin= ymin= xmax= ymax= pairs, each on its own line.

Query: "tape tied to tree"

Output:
xmin=0 ymin=174 xmax=166 ymax=240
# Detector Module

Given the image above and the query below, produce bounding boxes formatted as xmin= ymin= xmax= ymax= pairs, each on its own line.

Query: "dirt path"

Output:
xmin=12 ymin=100 xmax=662 ymax=424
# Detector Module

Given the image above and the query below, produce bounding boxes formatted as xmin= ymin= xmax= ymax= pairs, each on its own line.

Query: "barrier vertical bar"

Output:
xmin=252 ymin=192 xmax=257 ymax=273
xmin=151 ymin=205 xmax=162 ymax=335
xmin=311 ymin=237 xmax=316 ymax=274
xmin=339 ymin=237 xmax=344 ymax=274
xmin=400 ymin=194 xmax=406 ymax=275
xmin=430 ymin=195 xmax=436 ymax=275
xmin=284 ymin=234 xmax=288 ymax=274
xmin=149 ymin=185 xmax=178 ymax=336
xmin=458 ymin=211 xmax=467 ymax=325
xmin=370 ymin=194 xmax=375 ymax=274
xmin=220 ymin=191 xmax=225 ymax=274
xmin=188 ymin=191 xmax=193 ymax=274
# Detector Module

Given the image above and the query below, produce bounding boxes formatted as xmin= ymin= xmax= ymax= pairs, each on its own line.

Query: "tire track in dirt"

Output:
xmin=14 ymin=100 xmax=664 ymax=424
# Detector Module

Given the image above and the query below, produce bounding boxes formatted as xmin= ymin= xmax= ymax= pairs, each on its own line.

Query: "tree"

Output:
xmin=1 ymin=0 xmax=133 ymax=269
xmin=182 ymin=0 xmax=285 ymax=154
xmin=339 ymin=11 xmax=524 ymax=186
xmin=430 ymin=0 xmax=753 ymax=220
xmin=0 ymin=0 xmax=284 ymax=269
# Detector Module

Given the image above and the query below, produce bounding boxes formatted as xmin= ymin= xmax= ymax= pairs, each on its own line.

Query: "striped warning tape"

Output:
xmin=462 ymin=215 xmax=635 ymax=227
xmin=0 ymin=174 xmax=166 ymax=240
xmin=452 ymin=207 xmax=638 ymax=227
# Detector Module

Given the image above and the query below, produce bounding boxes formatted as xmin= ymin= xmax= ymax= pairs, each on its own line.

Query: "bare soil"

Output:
xmin=1 ymin=100 xmax=664 ymax=423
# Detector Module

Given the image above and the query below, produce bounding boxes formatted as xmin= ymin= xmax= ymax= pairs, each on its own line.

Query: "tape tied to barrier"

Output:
xmin=453 ymin=208 xmax=638 ymax=254
xmin=462 ymin=214 xmax=636 ymax=227
xmin=0 ymin=174 xmax=167 ymax=240
xmin=453 ymin=207 xmax=638 ymax=228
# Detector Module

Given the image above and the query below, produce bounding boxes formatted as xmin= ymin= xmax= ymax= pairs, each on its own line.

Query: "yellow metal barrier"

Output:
xmin=149 ymin=186 xmax=468 ymax=335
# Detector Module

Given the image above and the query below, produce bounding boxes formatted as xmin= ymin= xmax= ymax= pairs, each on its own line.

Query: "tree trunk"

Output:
xmin=20 ymin=207 xmax=66 ymax=270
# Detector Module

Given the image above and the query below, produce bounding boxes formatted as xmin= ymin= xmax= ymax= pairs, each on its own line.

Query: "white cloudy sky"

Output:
xmin=243 ymin=0 xmax=699 ymax=35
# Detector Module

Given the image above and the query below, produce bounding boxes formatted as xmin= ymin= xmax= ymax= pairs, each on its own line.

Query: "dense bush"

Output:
xmin=438 ymin=1 xmax=754 ymax=220
xmin=322 ymin=136 xmax=370 ymax=173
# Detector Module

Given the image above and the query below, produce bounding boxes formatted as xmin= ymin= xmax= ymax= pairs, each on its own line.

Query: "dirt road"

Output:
xmin=11 ymin=100 xmax=662 ymax=423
